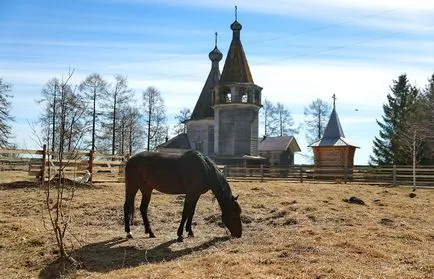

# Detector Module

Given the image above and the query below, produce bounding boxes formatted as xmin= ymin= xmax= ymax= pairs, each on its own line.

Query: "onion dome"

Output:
xmin=230 ymin=20 xmax=242 ymax=31
xmin=209 ymin=46 xmax=223 ymax=62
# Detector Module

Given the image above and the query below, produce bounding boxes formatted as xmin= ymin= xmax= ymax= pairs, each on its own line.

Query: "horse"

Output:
xmin=123 ymin=150 xmax=242 ymax=242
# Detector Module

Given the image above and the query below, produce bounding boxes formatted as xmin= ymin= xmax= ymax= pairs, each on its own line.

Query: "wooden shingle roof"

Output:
xmin=310 ymin=108 xmax=358 ymax=147
xmin=219 ymin=20 xmax=254 ymax=84
xmin=259 ymin=136 xmax=301 ymax=153
xmin=190 ymin=46 xmax=222 ymax=120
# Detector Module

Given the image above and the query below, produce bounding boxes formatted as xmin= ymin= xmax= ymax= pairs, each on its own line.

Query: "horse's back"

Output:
xmin=125 ymin=150 xmax=208 ymax=194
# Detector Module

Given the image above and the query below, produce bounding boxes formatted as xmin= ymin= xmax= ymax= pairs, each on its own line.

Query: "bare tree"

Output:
xmin=142 ymin=87 xmax=167 ymax=151
xmin=261 ymin=99 xmax=277 ymax=136
xmin=100 ymin=75 xmax=133 ymax=155
xmin=0 ymin=78 xmax=14 ymax=148
xmin=116 ymin=105 xmax=139 ymax=155
xmin=41 ymin=69 xmax=83 ymax=270
xmin=397 ymin=103 xmax=428 ymax=189
xmin=275 ymin=102 xmax=298 ymax=137
xmin=304 ymin=98 xmax=331 ymax=144
xmin=173 ymin=107 xmax=191 ymax=135
xmin=78 ymin=73 xmax=108 ymax=152
xmin=38 ymin=78 xmax=87 ymax=154
xmin=421 ymin=74 xmax=434 ymax=164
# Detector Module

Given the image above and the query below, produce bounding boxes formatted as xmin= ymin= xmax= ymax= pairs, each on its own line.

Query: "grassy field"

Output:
xmin=0 ymin=172 xmax=433 ymax=279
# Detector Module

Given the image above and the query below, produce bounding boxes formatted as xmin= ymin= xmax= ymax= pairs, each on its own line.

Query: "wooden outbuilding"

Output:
xmin=309 ymin=101 xmax=358 ymax=179
xmin=259 ymin=136 xmax=301 ymax=165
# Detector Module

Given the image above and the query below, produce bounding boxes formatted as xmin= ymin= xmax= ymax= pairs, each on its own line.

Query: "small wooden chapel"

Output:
xmin=309 ymin=95 xmax=358 ymax=178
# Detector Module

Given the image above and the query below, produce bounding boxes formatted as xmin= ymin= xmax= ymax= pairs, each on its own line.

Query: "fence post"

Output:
xmin=260 ymin=164 xmax=264 ymax=182
xmin=344 ymin=166 xmax=348 ymax=184
xmin=392 ymin=164 xmax=397 ymax=186
xmin=299 ymin=165 xmax=303 ymax=183
xmin=40 ymin=144 xmax=47 ymax=184
xmin=88 ymin=150 xmax=94 ymax=183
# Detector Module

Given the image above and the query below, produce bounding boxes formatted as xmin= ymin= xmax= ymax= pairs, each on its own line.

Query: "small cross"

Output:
xmin=235 ymin=5 xmax=238 ymax=21
xmin=332 ymin=94 xmax=336 ymax=109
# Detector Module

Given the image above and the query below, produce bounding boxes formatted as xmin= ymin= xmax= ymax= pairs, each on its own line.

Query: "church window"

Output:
xmin=241 ymin=94 xmax=248 ymax=103
xmin=226 ymin=93 xmax=232 ymax=103
xmin=240 ymin=87 xmax=247 ymax=103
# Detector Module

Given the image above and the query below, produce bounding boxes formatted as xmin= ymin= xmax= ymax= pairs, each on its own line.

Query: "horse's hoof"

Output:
xmin=126 ymin=232 xmax=133 ymax=239
xmin=177 ymin=236 xmax=184 ymax=242
xmin=188 ymin=233 xmax=195 ymax=238
xmin=149 ymin=233 xmax=156 ymax=238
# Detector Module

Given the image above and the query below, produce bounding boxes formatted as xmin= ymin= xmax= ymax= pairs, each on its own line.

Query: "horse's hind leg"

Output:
xmin=124 ymin=186 xmax=138 ymax=238
xmin=140 ymin=187 xmax=155 ymax=238
xmin=177 ymin=193 xmax=200 ymax=242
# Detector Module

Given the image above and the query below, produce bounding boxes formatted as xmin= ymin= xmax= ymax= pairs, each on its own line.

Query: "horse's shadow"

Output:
xmin=39 ymin=235 xmax=231 ymax=278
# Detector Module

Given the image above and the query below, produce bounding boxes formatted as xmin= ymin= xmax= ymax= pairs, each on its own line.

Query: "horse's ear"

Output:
xmin=233 ymin=195 xmax=239 ymax=201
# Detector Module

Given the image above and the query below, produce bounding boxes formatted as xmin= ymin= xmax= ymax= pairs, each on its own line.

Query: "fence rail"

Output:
xmin=1 ymin=147 xmax=433 ymax=186
xmin=223 ymin=164 xmax=434 ymax=186
xmin=0 ymin=145 xmax=129 ymax=183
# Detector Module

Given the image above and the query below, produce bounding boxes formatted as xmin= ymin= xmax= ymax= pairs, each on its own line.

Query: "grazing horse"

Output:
xmin=123 ymin=150 xmax=242 ymax=242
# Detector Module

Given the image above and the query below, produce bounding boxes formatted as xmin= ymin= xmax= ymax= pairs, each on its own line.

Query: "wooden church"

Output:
xmin=159 ymin=11 xmax=265 ymax=165
xmin=309 ymin=96 xmax=358 ymax=178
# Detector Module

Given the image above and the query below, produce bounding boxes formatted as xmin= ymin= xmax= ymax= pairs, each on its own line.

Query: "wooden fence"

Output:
xmin=222 ymin=164 xmax=434 ymax=187
xmin=0 ymin=145 xmax=128 ymax=183
xmin=1 ymin=147 xmax=433 ymax=187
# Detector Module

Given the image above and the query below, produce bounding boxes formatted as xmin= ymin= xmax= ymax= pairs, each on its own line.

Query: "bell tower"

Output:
xmin=212 ymin=8 xmax=262 ymax=157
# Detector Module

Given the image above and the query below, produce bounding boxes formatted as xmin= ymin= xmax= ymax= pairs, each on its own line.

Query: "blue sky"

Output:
xmin=1 ymin=0 xmax=434 ymax=164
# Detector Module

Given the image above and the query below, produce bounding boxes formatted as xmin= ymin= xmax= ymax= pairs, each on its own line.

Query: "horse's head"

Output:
xmin=222 ymin=195 xmax=242 ymax=238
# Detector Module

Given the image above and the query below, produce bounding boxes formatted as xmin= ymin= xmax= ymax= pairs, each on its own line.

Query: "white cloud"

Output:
xmin=252 ymin=60 xmax=430 ymax=109
xmin=124 ymin=0 xmax=434 ymax=31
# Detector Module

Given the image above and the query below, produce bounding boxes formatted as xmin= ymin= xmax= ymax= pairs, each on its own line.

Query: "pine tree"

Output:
xmin=370 ymin=74 xmax=419 ymax=165
xmin=0 ymin=78 xmax=14 ymax=148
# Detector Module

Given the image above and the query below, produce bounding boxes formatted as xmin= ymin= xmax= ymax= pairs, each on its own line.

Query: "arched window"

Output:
xmin=226 ymin=93 xmax=232 ymax=103
xmin=220 ymin=87 xmax=231 ymax=103
xmin=240 ymin=87 xmax=247 ymax=103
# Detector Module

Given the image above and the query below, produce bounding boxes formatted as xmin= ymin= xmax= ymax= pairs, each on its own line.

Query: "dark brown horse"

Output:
xmin=124 ymin=150 xmax=242 ymax=242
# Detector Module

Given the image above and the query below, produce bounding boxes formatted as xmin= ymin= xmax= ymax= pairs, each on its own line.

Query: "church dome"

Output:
xmin=230 ymin=20 xmax=242 ymax=31
xmin=209 ymin=46 xmax=223 ymax=62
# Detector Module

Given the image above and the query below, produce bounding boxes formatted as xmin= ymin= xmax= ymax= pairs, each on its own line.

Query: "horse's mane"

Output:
xmin=186 ymin=150 xmax=233 ymax=201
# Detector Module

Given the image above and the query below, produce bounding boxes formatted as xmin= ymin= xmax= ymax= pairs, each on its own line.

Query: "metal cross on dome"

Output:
xmin=332 ymin=93 xmax=337 ymax=109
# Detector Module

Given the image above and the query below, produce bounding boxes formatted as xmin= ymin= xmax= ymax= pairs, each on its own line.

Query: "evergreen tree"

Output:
xmin=0 ymin=78 xmax=14 ymax=148
xmin=370 ymin=74 xmax=419 ymax=165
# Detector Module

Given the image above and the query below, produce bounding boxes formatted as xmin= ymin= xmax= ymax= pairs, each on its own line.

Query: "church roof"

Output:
xmin=259 ymin=136 xmax=301 ymax=153
xmin=323 ymin=108 xmax=345 ymax=139
xmin=190 ymin=42 xmax=222 ymax=120
xmin=156 ymin=133 xmax=191 ymax=150
xmin=309 ymin=107 xmax=358 ymax=147
xmin=219 ymin=20 xmax=254 ymax=84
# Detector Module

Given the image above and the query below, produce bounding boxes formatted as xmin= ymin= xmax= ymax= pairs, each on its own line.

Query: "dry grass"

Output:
xmin=0 ymin=172 xmax=433 ymax=279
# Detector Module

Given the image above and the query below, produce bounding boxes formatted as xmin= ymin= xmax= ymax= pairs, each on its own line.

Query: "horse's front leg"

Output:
xmin=177 ymin=193 xmax=200 ymax=242
xmin=140 ymin=188 xmax=155 ymax=238
xmin=185 ymin=195 xmax=200 ymax=238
